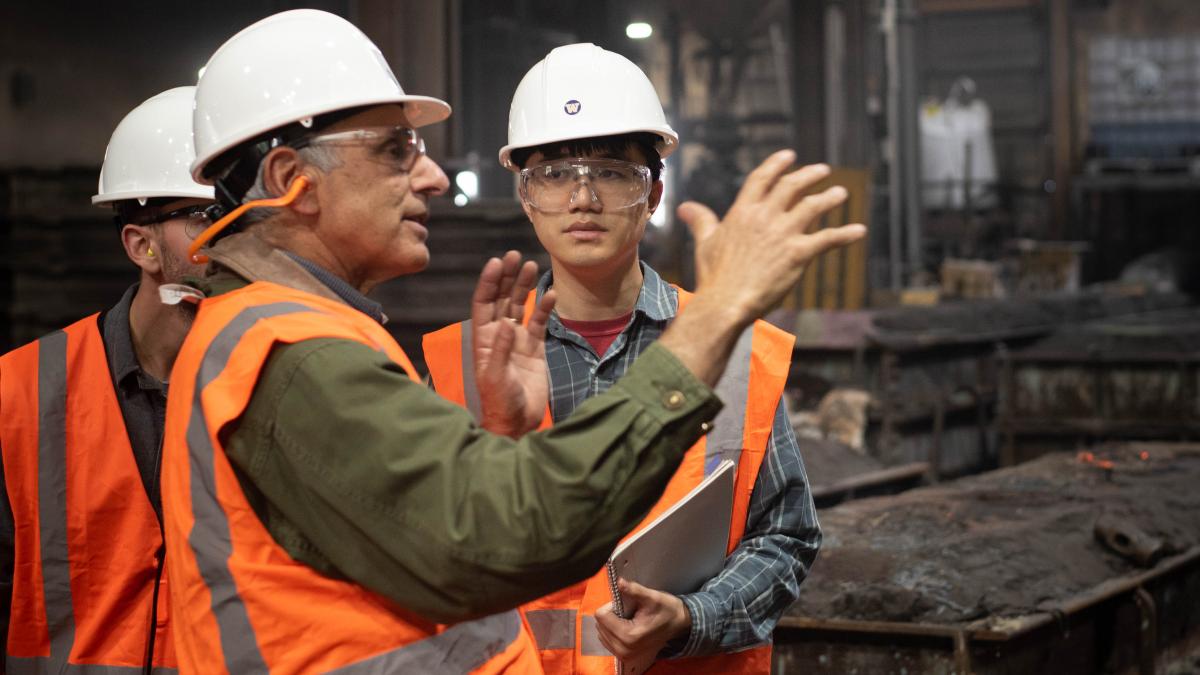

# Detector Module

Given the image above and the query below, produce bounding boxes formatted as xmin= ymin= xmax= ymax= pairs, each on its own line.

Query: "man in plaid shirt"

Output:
xmin=426 ymin=43 xmax=824 ymax=673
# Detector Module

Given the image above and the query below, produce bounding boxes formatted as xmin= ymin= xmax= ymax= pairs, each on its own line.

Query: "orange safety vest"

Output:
xmin=423 ymin=287 xmax=794 ymax=675
xmin=0 ymin=315 xmax=176 ymax=674
xmin=160 ymin=280 xmax=544 ymax=674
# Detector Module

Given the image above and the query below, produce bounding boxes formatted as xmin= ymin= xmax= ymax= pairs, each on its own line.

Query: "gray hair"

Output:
xmin=238 ymin=143 xmax=342 ymax=227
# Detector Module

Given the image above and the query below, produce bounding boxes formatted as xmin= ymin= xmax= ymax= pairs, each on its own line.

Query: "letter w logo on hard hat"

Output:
xmin=563 ymin=99 xmax=582 ymax=115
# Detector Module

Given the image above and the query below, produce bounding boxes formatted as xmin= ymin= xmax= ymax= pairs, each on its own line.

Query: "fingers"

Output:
xmin=797 ymin=223 xmax=867 ymax=260
xmin=479 ymin=318 xmax=515 ymax=383
xmin=676 ymin=201 xmax=720 ymax=243
xmin=493 ymin=250 xmax=522 ymax=319
xmin=509 ymin=260 xmax=539 ymax=321
xmin=525 ymin=289 xmax=556 ymax=343
xmin=470 ymin=257 xmax=504 ymax=326
xmin=594 ymin=603 xmax=633 ymax=659
xmin=735 ymin=149 xmax=796 ymax=203
xmin=595 ymin=623 xmax=628 ymax=659
xmin=471 ymin=252 xmax=534 ymax=326
xmin=791 ymin=184 xmax=848 ymax=231
xmin=617 ymin=578 xmax=650 ymax=614
xmin=768 ymin=163 xmax=832 ymax=212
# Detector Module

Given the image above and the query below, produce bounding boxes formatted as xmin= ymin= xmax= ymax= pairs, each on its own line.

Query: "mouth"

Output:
xmin=404 ymin=212 xmax=430 ymax=242
xmin=561 ymin=220 xmax=604 ymax=239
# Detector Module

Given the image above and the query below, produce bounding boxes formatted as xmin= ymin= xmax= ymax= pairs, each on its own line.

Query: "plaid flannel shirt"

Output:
xmin=537 ymin=264 xmax=821 ymax=657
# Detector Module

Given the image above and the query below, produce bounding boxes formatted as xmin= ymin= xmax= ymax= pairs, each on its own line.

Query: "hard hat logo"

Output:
xmin=564 ymin=100 xmax=582 ymax=115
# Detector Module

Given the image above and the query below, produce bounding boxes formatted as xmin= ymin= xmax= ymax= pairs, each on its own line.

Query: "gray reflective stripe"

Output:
xmin=330 ymin=610 xmax=521 ymax=675
xmin=706 ymin=326 xmax=754 ymax=475
xmin=459 ymin=320 xmax=483 ymax=421
xmin=6 ymin=656 xmax=177 ymax=675
xmin=186 ymin=302 xmax=313 ymax=674
xmin=36 ymin=330 xmax=75 ymax=670
xmin=579 ymin=614 xmax=611 ymax=656
xmin=526 ymin=608 xmax=576 ymax=650
xmin=186 ymin=302 xmax=521 ymax=673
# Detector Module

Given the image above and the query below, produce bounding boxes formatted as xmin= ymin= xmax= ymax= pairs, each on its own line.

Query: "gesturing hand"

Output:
xmin=594 ymin=579 xmax=692 ymax=675
xmin=471 ymin=250 xmax=557 ymax=438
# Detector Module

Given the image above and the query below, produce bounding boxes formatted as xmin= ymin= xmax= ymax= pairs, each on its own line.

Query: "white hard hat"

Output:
xmin=92 ymin=86 xmax=214 ymax=205
xmin=499 ymin=43 xmax=678 ymax=171
xmin=191 ymin=8 xmax=451 ymax=183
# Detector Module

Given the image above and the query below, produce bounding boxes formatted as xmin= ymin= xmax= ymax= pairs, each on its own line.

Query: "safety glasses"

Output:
xmin=519 ymin=158 xmax=652 ymax=213
xmin=136 ymin=204 xmax=216 ymax=240
xmin=300 ymin=125 xmax=426 ymax=173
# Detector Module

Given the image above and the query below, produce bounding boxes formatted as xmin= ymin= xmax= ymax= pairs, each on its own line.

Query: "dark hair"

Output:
xmin=509 ymin=132 xmax=665 ymax=182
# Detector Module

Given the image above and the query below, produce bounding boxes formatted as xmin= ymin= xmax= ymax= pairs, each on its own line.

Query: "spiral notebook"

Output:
xmin=598 ymin=459 xmax=734 ymax=673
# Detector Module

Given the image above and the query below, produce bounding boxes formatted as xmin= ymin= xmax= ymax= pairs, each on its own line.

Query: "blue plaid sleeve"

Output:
xmin=663 ymin=396 xmax=821 ymax=657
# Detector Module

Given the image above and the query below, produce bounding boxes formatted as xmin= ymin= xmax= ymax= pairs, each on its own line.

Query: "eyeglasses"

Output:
xmin=519 ymin=158 xmax=652 ymax=213
xmin=300 ymin=125 xmax=427 ymax=173
xmin=136 ymin=204 xmax=216 ymax=239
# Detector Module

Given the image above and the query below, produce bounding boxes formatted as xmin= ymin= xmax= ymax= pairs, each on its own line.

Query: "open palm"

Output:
xmin=470 ymin=251 xmax=557 ymax=438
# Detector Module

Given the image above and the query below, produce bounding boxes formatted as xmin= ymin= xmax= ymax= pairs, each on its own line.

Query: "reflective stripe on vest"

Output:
xmin=38 ymin=331 xmax=74 ymax=669
xmin=186 ymin=301 xmax=307 ymax=672
xmin=6 ymin=658 xmax=178 ymax=675
xmin=523 ymin=609 xmax=576 ymax=652
xmin=1 ymin=318 xmax=177 ymax=674
xmin=459 ymin=318 xmax=483 ymax=420
xmin=168 ymin=286 xmax=536 ymax=674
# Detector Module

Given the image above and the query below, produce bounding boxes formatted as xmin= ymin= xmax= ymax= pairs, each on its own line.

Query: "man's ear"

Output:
xmin=121 ymin=223 xmax=160 ymax=275
xmin=259 ymin=146 xmax=320 ymax=215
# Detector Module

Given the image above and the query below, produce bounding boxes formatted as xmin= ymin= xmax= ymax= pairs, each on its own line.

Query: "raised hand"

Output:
xmin=470 ymin=250 xmax=557 ymax=438
xmin=678 ymin=151 xmax=866 ymax=319
xmin=659 ymin=151 xmax=866 ymax=387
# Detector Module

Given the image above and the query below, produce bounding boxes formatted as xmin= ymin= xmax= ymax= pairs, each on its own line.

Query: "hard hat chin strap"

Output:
xmin=188 ymin=176 xmax=310 ymax=264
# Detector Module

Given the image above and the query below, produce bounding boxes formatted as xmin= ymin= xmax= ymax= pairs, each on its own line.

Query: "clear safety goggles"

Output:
xmin=519 ymin=158 xmax=652 ymax=213
xmin=299 ymin=125 xmax=427 ymax=173
xmin=136 ymin=203 xmax=216 ymax=240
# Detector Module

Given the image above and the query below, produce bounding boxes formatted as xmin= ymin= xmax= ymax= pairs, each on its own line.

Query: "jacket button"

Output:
xmin=664 ymin=390 xmax=685 ymax=410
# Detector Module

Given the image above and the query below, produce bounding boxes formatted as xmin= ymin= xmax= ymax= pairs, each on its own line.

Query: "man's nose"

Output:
xmin=411 ymin=155 xmax=449 ymax=196
xmin=568 ymin=178 xmax=602 ymax=213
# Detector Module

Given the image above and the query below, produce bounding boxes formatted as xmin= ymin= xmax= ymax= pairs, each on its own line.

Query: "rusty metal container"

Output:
xmin=775 ymin=444 xmax=1200 ymax=675
xmin=1000 ymin=307 xmax=1200 ymax=465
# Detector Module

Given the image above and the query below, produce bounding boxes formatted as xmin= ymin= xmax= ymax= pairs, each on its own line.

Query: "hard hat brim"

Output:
xmin=190 ymin=95 xmax=452 ymax=184
xmin=92 ymin=186 xmax=216 ymax=206
xmin=498 ymin=124 xmax=678 ymax=171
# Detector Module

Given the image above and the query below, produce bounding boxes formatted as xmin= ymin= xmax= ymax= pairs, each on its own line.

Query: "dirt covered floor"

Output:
xmin=790 ymin=443 xmax=1200 ymax=626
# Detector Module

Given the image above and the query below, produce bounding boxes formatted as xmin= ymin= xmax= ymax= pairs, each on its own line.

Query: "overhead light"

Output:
xmin=454 ymin=193 xmax=469 ymax=207
xmin=455 ymin=170 xmax=479 ymax=199
xmin=626 ymin=22 xmax=653 ymax=39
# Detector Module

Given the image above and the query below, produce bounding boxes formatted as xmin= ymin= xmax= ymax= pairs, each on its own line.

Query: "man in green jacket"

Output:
xmin=167 ymin=8 xmax=864 ymax=631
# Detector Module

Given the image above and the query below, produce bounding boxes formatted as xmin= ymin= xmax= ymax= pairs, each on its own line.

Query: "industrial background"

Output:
xmin=2 ymin=0 xmax=1199 ymax=672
